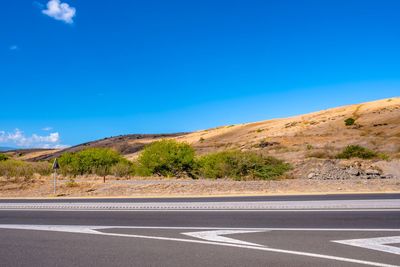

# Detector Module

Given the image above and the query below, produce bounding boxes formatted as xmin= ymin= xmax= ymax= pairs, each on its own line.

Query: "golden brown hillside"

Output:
xmin=171 ymin=97 xmax=400 ymax=161
xmin=12 ymin=97 xmax=400 ymax=164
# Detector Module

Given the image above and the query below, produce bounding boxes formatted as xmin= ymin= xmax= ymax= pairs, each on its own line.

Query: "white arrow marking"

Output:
xmin=0 ymin=225 xmax=399 ymax=267
xmin=334 ymin=236 xmax=400 ymax=255
xmin=182 ymin=230 xmax=266 ymax=246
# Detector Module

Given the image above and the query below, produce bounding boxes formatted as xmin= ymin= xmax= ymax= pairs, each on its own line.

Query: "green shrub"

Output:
xmin=196 ymin=150 xmax=290 ymax=180
xmin=137 ymin=140 xmax=195 ymax=177
xmin=377 ymin=153 xmax=390 ymax=161
xmin=345 ymin=118 xmax=355 ymax=126
xmin=336 ymin=145 xmax=377 ymax=159
xmin=58 ymin=148 xmax=126 ymax=177
xmin=0 ymin=153 xmax=9 ymax=161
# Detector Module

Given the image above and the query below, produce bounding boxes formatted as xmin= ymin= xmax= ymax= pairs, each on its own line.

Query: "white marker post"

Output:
xmin=52 ymin=158 xmax=60 ymax=195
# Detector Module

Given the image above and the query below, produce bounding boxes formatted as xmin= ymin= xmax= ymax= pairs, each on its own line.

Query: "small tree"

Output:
xmin=137 ymin=140 xmax=195 ymax=177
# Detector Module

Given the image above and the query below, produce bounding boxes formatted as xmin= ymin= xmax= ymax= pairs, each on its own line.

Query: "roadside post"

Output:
xmin=52 ymin=158 xmax=60 ymax=195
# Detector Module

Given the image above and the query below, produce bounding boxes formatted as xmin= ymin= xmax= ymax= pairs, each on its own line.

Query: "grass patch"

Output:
xmin=65 ymin=179 xmax=79 ymax=187
xmin=306 ymin=150 xmax=333 ymax=159
xmin=0 ymin=160 xmax=51 ymax=181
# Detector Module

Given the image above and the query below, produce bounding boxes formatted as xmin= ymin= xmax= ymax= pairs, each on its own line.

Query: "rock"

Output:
xmin=381 ymin=174 xmax=393 ymax=179
xmin=308 ymin=173 xmax=316 ymax=179
xmin=365 ymin=169 xmax=381 ymax=176
xmin=346 ymin=168 xmax=360 ymax=176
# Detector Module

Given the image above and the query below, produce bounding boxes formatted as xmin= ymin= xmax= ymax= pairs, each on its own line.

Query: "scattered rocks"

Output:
xmin=306 ymin=160 xmax=394 ymax=180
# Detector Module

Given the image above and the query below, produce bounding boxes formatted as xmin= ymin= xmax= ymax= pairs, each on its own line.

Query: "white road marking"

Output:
xmin=0 ymin=225 xmax=399 ymax=267
xmin=1 ymin=208 xmax=400 ymax=212
xmin=0 ymin=199 xmax=399 ymax=211
xmin=334 ymin=236 xmax=400 ymax=255
xmin=1 ymin=225 xmax=400 ymax=232
xmin=182 ymin=230 xmax=266 ymax=246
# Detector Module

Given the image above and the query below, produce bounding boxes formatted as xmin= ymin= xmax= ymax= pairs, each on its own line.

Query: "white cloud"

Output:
xmin=0 ymin=129 xmax=68 ymax=149
xmin=42 ymin=127 xmax=53 ymax=131
xmin=42 ymin=0 xmax=76 ymax=24
xmin=9 ymin=45 xmax=18 ymax=51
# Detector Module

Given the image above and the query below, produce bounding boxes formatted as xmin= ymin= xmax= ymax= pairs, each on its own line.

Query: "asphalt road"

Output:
xmin=0 ymin=194 xmax=399 ymax=267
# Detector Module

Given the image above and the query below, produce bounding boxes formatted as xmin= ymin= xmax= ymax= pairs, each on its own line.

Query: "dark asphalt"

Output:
xmin=0 ymin=192 xmax=399 ymax=203
xmin=0 ymin=210 xmax=399 ymax=228
xmin=0 ymin=194 xmax=399 ymax=267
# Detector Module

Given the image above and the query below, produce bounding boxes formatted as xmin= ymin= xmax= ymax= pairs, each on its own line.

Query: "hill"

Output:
xmin=25 ymin=133 xmax=188 ymax=161
xmin=15 ymin=97 xmax=400 ymax=163
xmin=0 ymin=147 xmax=15 ymax=152
xmin=174 ymin=97 xmax=400 ymax=162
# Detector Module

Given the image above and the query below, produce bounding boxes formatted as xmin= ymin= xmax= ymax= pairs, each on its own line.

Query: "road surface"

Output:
xmin=0 ymin=194 xmax=399 ymax=266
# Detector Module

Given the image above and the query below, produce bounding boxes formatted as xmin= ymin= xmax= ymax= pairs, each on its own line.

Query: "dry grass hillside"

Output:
xmin=2 ymin=97 xmax=400 ymax=197
xmin=13 ymin=97 xmax=400 ymax=163
xmin=172 ymin=97 xmax=400 ymax=160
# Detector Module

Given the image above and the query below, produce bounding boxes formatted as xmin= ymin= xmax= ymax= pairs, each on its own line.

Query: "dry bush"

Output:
xmin=0 ymin=160 xmax=51 ymax=183
xmin=306 ymin=149 xmax=334 ymax=159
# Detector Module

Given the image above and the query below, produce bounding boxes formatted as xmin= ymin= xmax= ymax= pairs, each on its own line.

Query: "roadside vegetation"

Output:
xmin=55 ymin=140 xmax=291 ymax=180
xmin=4 ymin=141 xmax=390 ymax=183
xmin=0 ymin=160 xmax=51 ymax=182
xmin=336 ymin=145 xmax=377 ymax=159
xmin=196 ymin=150 xmax=291 ymax=180
xmin=58 ymin=148 xmax=133 ymax=180
xmin=136 ymin=140 xmax=195 ymax=177
xmin=0 ymin=153 xmax=9 ymax=161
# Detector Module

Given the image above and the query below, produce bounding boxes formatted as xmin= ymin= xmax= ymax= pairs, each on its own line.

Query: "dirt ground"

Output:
xmin=0 ymin=175 xmax=399 ymax=198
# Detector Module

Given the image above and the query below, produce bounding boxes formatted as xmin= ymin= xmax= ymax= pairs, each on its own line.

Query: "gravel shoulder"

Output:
xmin=0 ymin=176 xmax=399 ymax=198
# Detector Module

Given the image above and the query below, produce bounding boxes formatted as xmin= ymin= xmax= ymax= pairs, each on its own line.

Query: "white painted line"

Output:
xmin=334 ymin=236 xmax=400 ymax=255
xmin=1 ymin=225 xmax=400 ymax=231
xmin=1 ymin=208 xmax=400 ymax=212
xmin=0 ymin=224 xmax=398 ymax=267
xmin=182 ymin=230 xmax=266 ymax=246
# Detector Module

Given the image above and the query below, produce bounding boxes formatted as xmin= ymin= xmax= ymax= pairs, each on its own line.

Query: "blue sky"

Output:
xmin=1 ymin=0 xmax=399 ymax=148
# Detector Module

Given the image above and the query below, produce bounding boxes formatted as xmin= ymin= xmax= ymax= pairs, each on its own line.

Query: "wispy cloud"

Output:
xmin=42 ymin=0 xmax=76 ymax=24
xmin=9 ymin=45 xmax=18 ymax=51
xmin=0 ymin=129 xmax=68 ymax=149
xmin=42 ymin=126 xmax=53 ymax=131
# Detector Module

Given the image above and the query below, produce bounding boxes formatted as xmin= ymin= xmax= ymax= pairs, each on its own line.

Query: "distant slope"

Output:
xmin=0 ymin=147 xmax=17 ymax=152
xmin=24 ymin=97 xmax=399 ymax=162
xmin=29 ymin=133 xmax=188 ymax=161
